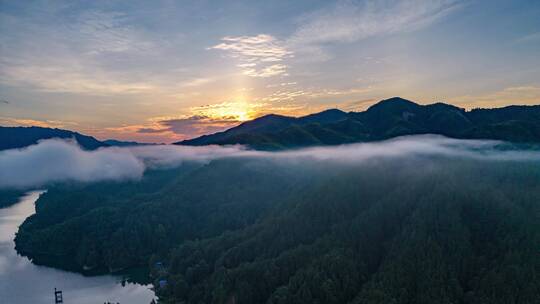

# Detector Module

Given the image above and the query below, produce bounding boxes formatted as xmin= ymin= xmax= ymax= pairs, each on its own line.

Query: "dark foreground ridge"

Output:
xmin=14 ymin=155 xmax=540 ymax=304
xmin=177 ymin=97 xmax=540 ymax=149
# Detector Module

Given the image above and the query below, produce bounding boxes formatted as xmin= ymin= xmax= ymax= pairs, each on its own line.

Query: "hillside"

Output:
xmin=177 ymin=98 xmax=540 ymax=149
xmin=0 ymin=126 xmax=108 ymax=151
xmin=14 ymin=141 xmax=540 ymax=304
xmin=180 ymin=109 xmax=348 ymax=147
xmin=0 ymin=189 xmax=25 ymax=208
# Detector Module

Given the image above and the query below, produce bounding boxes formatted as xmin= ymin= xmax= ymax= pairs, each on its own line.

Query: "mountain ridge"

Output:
xmin=176 ymin=97 xmax=540 ymax=149
xmin=1 ymin=97 xmax=539 ymax=151
xmin=0 ymin=126 xmax=108 ymax=151
xmin=0 ymin=126 xmax=155 ymax=151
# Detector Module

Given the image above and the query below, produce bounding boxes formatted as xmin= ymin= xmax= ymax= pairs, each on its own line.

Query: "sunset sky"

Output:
xmin=1 ymin=0 xmax=539 ymax=143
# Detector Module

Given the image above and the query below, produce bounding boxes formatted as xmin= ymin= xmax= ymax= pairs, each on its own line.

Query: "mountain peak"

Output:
xmin=364 ymin=97 xmax=421 ymax=117
xmin=367 ymin=97 xmax=417 ymax=109
xmin=319 ymin=108 xmax=346 ymax=114
xmin=250 ymin=113 xmax=292 ymax=121
xmin=233 ymin=114 xmax=295 ymax=132
xmin=299 ymin=108 xmax=347 ymax=124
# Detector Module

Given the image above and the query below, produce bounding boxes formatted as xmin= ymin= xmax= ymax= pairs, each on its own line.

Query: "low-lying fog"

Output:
xmin=1 ymin=135 xmax=539 ymax=189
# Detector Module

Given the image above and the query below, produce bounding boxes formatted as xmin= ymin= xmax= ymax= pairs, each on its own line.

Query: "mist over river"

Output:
xmin=0 ymin=191 xmax=156 ymax=304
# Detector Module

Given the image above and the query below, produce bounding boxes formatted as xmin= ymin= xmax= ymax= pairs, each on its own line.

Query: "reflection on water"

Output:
xmin=0 ymin=191 xmax=156 ymax=304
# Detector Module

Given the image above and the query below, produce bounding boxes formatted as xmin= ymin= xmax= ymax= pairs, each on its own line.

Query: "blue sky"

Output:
xmin=1 ymin=0 xmax=539 ymax=142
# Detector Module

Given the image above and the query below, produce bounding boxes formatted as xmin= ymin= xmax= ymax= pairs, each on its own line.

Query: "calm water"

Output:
xmin=0 ymin=191 xmax=156 ymax=304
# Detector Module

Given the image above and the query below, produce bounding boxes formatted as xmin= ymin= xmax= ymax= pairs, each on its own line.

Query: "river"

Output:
xmin=0 ymin=191 xmax=156 ymax=304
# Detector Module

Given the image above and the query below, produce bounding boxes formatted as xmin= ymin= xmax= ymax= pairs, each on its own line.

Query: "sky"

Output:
xmin=0 ymin=0 xmax=539 ymax=143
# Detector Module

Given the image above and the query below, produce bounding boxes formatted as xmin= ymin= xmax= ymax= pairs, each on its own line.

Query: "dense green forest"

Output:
xmin=15 ymin=152 xmax=540 ymax=303
xmin=0 ymin=189 xmax=25 ymax=208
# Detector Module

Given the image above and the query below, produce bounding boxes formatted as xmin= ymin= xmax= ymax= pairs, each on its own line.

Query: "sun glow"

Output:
xmin=215 ymin=103 xmax=250 ymax=121
xmin=192 ymin=100 xmax=262 ymax=122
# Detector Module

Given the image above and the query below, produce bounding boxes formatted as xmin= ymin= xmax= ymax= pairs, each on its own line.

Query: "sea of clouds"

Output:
xmin=1 ymin=135 xmax=539 ymax=189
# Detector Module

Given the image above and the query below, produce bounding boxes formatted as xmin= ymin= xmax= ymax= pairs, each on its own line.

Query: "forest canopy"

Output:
xmin=13 ymin=135 xmax=540 ymax=304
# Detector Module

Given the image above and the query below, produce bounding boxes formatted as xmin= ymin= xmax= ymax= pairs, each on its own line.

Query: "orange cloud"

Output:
xmin=0 ymin=117 xmax=77 ymax=129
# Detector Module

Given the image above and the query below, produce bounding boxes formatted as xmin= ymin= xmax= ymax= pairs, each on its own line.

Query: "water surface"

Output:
xmin=0 ymin=191 xmax=156 ymax=304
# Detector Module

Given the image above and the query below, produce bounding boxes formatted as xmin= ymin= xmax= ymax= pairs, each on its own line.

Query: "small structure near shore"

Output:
xmin=54 ymin=288 xmax=63 ymax=303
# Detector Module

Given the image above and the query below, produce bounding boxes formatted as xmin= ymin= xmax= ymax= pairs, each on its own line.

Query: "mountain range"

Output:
xmin=1 ymin=97 xmax=539 ymax=151
xmin=177 ymin=97 xmax=540 ymax=149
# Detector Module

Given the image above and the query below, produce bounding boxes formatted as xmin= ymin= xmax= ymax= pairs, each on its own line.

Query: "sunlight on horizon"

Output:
xmin=0 ymin=0 xmax=539 ymax=142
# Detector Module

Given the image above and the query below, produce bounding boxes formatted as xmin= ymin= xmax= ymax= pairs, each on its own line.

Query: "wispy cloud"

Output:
xmin=259 ymin=90 xmax=308 ymax=103
xmin=116 ymin=101 xmax=267 ymax=140
xmin=209 ymin=0 xmax=462 ymax=77
xmin=516 ymin=32 xmax=540 ymax=43
xmin=258 ymin=86 xmax=373 ymax=103
xmin=0 ymin=8 xmax=161 ymax=94
xmin=284 ymin=0 xmax=462 ymax=63
xmin=191 ymin=101 xmax=265 ymax=121
xmin=290 ymin=0 xmax=461 ymax=46
xmin=243 ymin=64 xmax=288 ymax=78
xmin=209 ymin=34 xmax=293 ymax=77
xmin=0 ymin=117 xmax=77 ymax=129
xmin=210 ymin=35 xmax=292 ymax=62
xmin=0 ymin=63 xmax=157 ymax=94
xmin=138 ymin=115 xmax=239 ymax=139
xmin=0 ymin=7 xmax=194 ymax=96
xmin=266 ymin=82 xmax=298 ymax=88
xmin=76 ymin=10 xmax=155 ymax=55
xmin=180 ymin=77 xmax=214 ymax=88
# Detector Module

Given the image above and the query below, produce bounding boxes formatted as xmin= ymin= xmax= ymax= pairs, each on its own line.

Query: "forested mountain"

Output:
xmin=178 ymin=97 xmax=540 ymax=149
xmin=0 ymin=189 xmax=25 ymax=208
xmin=14 ymin=144 xmax=540 ymax=304
xmin=3 ymin=98 xmax=539 ymax=152
xmin=0 ymin=126 xmax=107 ymax=150
xmin=178 ymin=109 xmax=348 ymax=147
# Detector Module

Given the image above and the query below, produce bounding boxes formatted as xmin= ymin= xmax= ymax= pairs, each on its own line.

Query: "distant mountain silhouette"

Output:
xmin=177 ymin=97 xmax=540 ymax=149
xmin=180 ymin=109 xmax=349 ymax=147
xmin=0 ymin=126 xmax=107 ymax=151
xmin=103 ymin=139 xmax=154 ymax=147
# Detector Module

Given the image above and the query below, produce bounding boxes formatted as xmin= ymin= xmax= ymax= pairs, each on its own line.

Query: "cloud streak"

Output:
xmin=209 ymin=34 xmax=293 ymax=77
xmin=277 ymin=0 xmax=464 ymax=63
xmin=290 ymin=0 xmax=461 ymax=46
xmin=137 ymin=115 xmax=239 ymax=138
xmin=0 ymin=8 xmax=163 ymax=95
xmin=130 ymin=101 xmax=270 ymax=140
xmin=208 ymin=0 xmax=463 ymax=79
xmin=1 ymin=135 xmax=539 ymax=189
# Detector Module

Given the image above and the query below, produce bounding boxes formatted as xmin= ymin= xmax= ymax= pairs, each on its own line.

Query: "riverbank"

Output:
xmin=0 ymin=191 xmax=156 ymax=304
